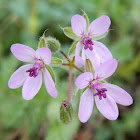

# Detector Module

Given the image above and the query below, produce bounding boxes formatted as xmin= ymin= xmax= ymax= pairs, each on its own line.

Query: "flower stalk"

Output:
xmin=68 ymin=68 xmax=73 ymax=101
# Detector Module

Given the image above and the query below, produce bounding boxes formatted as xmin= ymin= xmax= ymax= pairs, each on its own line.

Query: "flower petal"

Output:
xmin=95 ymin=94 xmax=119 ymax=120
xmin=78 ymin=88 xmax=94 ymax=123
xmin=71 ymin=14 xmax=86 ymax=36
xmin=22 ymin=71 xmax=42 ymax=100
xmin=11 ymin=44 xmax=36 ymax=62
xmin=35 ymin=47 xmax=51 ymax=65
xmin=8 ymin=64 xmax=33 ymax=89
xmin=88 ymin=15 xmax=111 ymax=37
xmin=75 ymin=41 xmax=85 ymax=67
xmin=94 ymin=59 xmax=118 ymax=80
xmin=93 ymin=41 xmax=113 ymax=63
xmin=43 ymin=68 xmax=57 ymax=98
xmin=75 ymin=72 xmax=93 ymax=89
xmin=101 ymin=83 xmax=133 ymax=106
xmin=83 ymin=48 xmax=100 ymax=70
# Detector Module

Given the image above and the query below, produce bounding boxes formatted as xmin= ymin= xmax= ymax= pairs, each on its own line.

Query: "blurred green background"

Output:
xmin=0 ymin=0 xmax=140 ymax=140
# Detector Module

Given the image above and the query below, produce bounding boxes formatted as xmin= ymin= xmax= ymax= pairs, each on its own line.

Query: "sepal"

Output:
xmin=38 ymin=37 xmax=46 ymax=48
xmin=62 ymin=27 xmax=80 ymax=40
xmin=50 ymin=57 xmax=62 ymax=66
xmin=85 ymin=59 xmax=95 ymax=74
xmin=68 ymin=41 xmax=78 ymax=56
xmin=82 ymin=11 xmax=89 ymax=33
xmin=45 ymin=65 xmax=55 ymax=83
xmin=91 ymin=30 xmax=109 ymax=40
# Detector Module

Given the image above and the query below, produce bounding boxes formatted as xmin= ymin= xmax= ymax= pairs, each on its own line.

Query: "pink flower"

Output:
xmin=8 ymin=44 xmax=57 ymax=100
xmin=75 ymin=59 xmax=133 ymax=123
xmin=71 ymin=14 xmax=112 ymax=68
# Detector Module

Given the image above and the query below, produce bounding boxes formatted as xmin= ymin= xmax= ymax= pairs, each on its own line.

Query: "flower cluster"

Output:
xmin=8 ymin=11 xmax=133 ymax=123
xmin=64 ymin=12 xmax=133 ymax=122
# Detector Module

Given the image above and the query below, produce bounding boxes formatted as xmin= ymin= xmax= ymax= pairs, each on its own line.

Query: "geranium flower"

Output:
xmin=75 ymin=59 xmax=133 ymax=123
xmin=8 ymin=44 xmax=57 ymax=100
xmin=71 ymin=14 xmax=113 ymax=68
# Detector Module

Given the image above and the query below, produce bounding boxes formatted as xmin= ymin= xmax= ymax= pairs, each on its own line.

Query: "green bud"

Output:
xmin=45 ymin=36 xmax=60 ymax=52
xmin=91 ymin=30 xmax=109 ymax=40
xmin=50 ymin=57 xmax=62 ymax=66
xmin=45 ymin=65 xmax=55 ymax=83
xmin=38 ymin=37 xmax=46 ymax=48
xmin=85 ymin=59 xmax=94 ymax=74
xmin=60 ymin=100 xmax=74 ymax=125
xmin=68 ymin=41 xmax=78 ymax=56
xmin=63 ymin=27 xmax=80 ymax=40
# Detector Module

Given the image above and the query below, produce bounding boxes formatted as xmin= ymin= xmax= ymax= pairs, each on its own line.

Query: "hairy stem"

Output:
xmin=68 ymin=68 xmax=73 ymax=101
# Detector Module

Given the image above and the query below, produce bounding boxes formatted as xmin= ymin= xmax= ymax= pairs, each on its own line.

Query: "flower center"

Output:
xmin=83 ymin=37 xmax=94 ymax=51
xmin=93 ymin=88 xmax=107 ymax=100
xmin=26 ymin=61 xmax=43 ymax=78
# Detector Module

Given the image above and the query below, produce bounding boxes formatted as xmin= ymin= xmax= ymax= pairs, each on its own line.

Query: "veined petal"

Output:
xmin=75 ymin=55 xmax=85 ymax=67
xmin=78 ymin=88 xmax=94 ymax=123
xmin=75 ymin=72 xmax=93 ymax=89
xmin=71 ymin=14 xmax=86 ymax=36
xmin=95 ymin=94 xmax=119 ymax=120
xmin=35 ymin=47 xmax=51 ymax=65
xmin=93 ymin=41 xmax=113 ymax=63
xmin=43 ymin=68 xmax=57 ymax=98
xmin=22 ymin=71 xmax=42 ymax=100
xmin=83 ymin=49 xmax=100 ymax=70
xmin=8 ymin=64 xmax=33 ymax=89
xmin=94 ymin=59 xmax=118 ymax=80
xmin=75 ymin=41 xmax=81 ymax=56
xmin=11 ymin=44 xmax=36 ymax=62
xmin=101 ymin=83 xmax=133 ymax=106
xmin=75 ymin=41 xmax=85 ymax=67
xmin=88 ymin=15 xmax=111 ymax=37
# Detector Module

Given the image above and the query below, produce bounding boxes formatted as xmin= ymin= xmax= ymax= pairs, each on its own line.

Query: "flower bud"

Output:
xmin=60 ymin=100 xmax=74 ymax=125
xmin=45 ymin=36 xmax=60 ymax=52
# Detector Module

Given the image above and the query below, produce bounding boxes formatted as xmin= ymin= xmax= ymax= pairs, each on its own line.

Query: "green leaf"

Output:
xmin=50 ymin=57 xmax=62 ymax=66
xmin=68 ymin=41 xmax=78 ymax=56
xmin=63 ymin=27 xmax=80 ymax=40
xmin=91 ymin=30 xmax=109 ymax=40
xmin=85 ymin=59 xmax=94 ymax=74
xmin=45 ymin=65 xmax=55 ymax=83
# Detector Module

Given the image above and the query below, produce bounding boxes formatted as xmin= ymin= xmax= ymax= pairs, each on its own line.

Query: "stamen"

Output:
xmin=26 ymin=61 xmax=43 ymax=78
xmin=83 ymin=37 xmax=94 ymax=51
xmin=93 ymin=88 xmax=107 ymax=100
